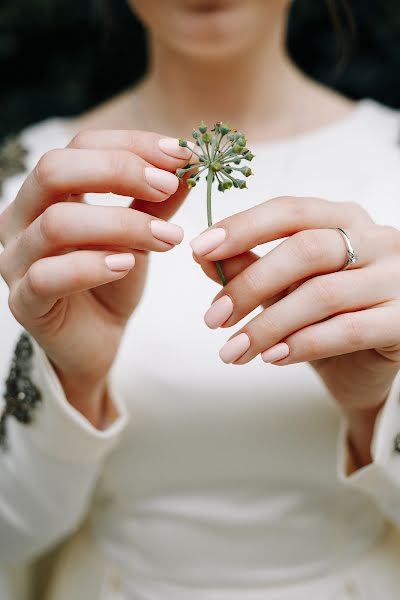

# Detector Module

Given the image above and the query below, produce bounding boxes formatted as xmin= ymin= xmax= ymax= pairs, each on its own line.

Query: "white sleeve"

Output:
xmin=0 ymin=334 xmax=129 ymax=564
xmin=337 ymin=370 xmax=400 ymax=525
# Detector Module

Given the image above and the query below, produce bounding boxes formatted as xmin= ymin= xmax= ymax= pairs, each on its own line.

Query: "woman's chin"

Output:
xmin=168 ymin=7 xmax=257 ymax=60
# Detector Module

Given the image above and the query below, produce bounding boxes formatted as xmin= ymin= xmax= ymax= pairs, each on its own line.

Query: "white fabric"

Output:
xmin=0 ymin=99 xmax=400 ymax=599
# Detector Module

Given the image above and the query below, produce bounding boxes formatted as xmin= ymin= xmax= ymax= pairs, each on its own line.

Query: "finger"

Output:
xmin=0 ymin=202 xmax=184 ymax=282
xmin=67 ymin=129 xmax=195 ymax=222
xmin=205 ymin=227 xmax=379 ymax=329
xmin=218 ymin=262 xmax=398 ymax=364
xmin=67 ymin=129 xmax=195 ymax=172
xmin=197 ymin=251 xmax=259 ymax=285
xmin=190 ymin=196 xmax=373 ymax=260
xmin=268 ymin=303 xmax=400 ymax=366
xmin=8 ymin=148 xmax=181 ymax=236
xmin=9 ymin=250 xmax=136 ymax=321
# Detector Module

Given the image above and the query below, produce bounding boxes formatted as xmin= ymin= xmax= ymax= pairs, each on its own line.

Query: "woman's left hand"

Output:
xmin=191 ymin=197 xmax=400 ymax=468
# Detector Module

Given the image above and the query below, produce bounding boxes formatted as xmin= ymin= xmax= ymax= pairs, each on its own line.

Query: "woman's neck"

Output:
xmin=137 ymin=15 xmax=299 ymax=140
xmin=72 ymin=17 xmax=354 ymax=143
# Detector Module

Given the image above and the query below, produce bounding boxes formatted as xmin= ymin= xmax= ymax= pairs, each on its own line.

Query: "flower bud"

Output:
xmin=238 ymin=180 xmax=247 ymax=189
xmin=179 ymin=138 xmax=188 ymax=147
xmin=232 ymin=142 xmax=243 ymax=154
xmin=176 ymin=168 xmax=187 ymax=178
xmin=240 ymin=166 xmax=252 ymax=177
xmin=187 ymin=178 xmax=197 ymax=188
xmin=220 ymin=123 xmax=231 ymax=136
xmin=202 ymin=132 xmax=212 ymax=143
xmin=192 ymin=130 xmax=201 ymax=139
xmin=244 ymin=152 xmax=254 ymax=161
xmin=199 ymin=121 xmax=208 ymax=134
xmin=211 ymin=161 xmax=222 ymax=172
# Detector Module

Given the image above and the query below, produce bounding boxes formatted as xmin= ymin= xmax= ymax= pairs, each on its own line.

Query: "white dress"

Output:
xmin=0 ymin=99 xmax=400 ymax=600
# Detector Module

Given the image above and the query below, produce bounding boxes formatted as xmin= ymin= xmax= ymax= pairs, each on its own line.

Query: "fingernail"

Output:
xmin=144 ymin=167 xmax=179 ymax=195
xmin=261 ymin=343 xmax=289 ymax=363
xmin=219 ymin=333 xmax=250 ymax=364
xmin=150 ymin=220 xmax=184 ymax=245
xmin=105 ymin=253 xmax=135 ymax=271
xmin=190 ymin=228 xmax=226 ymax=256
xmin=204 ymin=296 xmax=233 ymax=329
xmin=158 ymin=138 xmax=193 ymax=160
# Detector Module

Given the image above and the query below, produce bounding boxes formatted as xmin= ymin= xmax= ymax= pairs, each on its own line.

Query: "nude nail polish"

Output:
xmin=261 ymin=343 xmax=290 ymax=363
xmin=219 ymin=333 xmax=250 ymax=364
xmin=144 ymin=167 xmax=179 ymax=195
xmin=105 ymin=253 xmax=135 ymax=271
xmin=150 ymin=220 xmax=184 ymax=245
xmin=190 ymin=228 xmax=226 ymax=256
xmin=158 ymin=138 xmax=193 ymax=160
xmin=204 ymin=296 xmax=234 ymax=329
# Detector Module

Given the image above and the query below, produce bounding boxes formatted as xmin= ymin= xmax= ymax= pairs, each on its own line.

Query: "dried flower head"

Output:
xmin=176 ymin=122 xmax=255 ymax=286
xmin=176 ymin=122 xmax=254 ymax=193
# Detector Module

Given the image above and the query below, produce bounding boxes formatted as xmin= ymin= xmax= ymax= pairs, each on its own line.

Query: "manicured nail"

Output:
xmin=150 ymin=220 xmax=184 ymax=245
xmin=158 ymin=138 xmax=193 ymax=160
xmin=219 ymin=333 xmax=250 ymax=364
xmin=144 ymin=167 xmax=179 ymax=195
xmin=190 ymin=228 xmax=226 ymax=256
xmin=261 ymin=343 xmax=289 ymax=363
xmin=105 ymin=253 xmax=135 ymax=271
xmin=204 ymin=296 xmax=233 ymax=329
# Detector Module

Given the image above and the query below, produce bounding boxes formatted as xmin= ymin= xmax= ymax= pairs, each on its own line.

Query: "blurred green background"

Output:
xmin=1 ymin=0 xmax=399 ymax=141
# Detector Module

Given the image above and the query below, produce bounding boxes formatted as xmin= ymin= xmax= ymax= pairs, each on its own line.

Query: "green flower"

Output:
xmin=175 ymin=121 xmax=255 ymax=286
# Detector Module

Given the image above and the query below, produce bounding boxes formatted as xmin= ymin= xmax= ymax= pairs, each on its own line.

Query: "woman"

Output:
xmin=0 ymin=0 xmax=400 ymax=598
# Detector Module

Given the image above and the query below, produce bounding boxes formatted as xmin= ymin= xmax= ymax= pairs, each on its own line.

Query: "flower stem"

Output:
xmin=207 ymin=168 xmax=226 ymax=286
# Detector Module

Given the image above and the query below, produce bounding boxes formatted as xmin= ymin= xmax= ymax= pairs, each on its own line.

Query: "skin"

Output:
xmin=1 ymin=0 xmax=395 ymax=471
xmin=194 ymin=198 xmax=400 ymax=471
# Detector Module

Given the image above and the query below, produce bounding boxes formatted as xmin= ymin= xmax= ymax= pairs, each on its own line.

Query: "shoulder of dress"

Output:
xmin=0 ymin=117 xmax=72 ymax=206
xmin=358 ymin=99 xmax=400 ymax=144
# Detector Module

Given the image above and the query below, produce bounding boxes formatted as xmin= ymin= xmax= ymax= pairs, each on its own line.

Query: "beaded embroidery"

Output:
xmin=0 ymin=332 xmax=42 ymax=449
xmin=0 ymin=135 xmax=28 ymax=195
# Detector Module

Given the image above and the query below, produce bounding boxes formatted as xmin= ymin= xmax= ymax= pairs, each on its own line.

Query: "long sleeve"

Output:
xmin=337 ymin=370 xmax=400 ymax=525
xmin=0 ymin=333 xmax=129 ymax=564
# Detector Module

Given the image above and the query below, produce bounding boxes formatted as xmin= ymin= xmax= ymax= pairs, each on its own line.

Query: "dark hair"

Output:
xmin=326 ymin=0 xmax=355 ymax=70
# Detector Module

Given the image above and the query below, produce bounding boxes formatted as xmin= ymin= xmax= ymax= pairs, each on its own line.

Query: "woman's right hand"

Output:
xmin=0 ymin=130 xmax=192 ymax=424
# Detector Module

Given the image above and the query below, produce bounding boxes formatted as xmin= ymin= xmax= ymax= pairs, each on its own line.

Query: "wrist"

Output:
xmin=49 ymin=362 xmax=111 ymax=429
xmin=344 ymin=403 xmax=384 ymax=474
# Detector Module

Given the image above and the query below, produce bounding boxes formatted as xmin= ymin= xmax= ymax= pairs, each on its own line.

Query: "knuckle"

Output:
xmin=258 ymin=309 xmax=282 ymax=339
xmin=39 ymin=204 xmax=64 ymax=244
xmin=291 ymin=229 xmax=323 ymax=264
xmin=283 ymin=196 xmax=314 ymax=222
xmin=344 ymin=201 xmax=370 ymax=224
xmin=379 ymin=225 xmax=400 ymax=253
xmin=307 ymin=275 xmax=341 ymax=310
xmin=7 ymin=289 xmax=20 ymax=320
xmin=343 ymin=313 xmax=364 ymax=348
xmin=68 ymin=129 xmax=94 ymax=149
xmin=108 ymin=150 xmax=128 ymax=181
xmin=239 ymin=265 xmax=263 ymax=297
xmin=68 ymin=256 xmax=90 ymax=288
xmin=115 ymin=209 xmax=135 ymax=244
xmin=26 ymin=263 xmax=47 ymax=298
xmin=34 ymin=149 xmax=63 ymax=189
xmin=7 ymin=285 xmax=26 ymax=323
xmin=0 ymin=248 xmax=11 ymax=283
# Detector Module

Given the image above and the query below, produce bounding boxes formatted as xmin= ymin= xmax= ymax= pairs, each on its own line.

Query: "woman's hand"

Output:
xmin=192 ymin=196 xmax=400 ymax=468
xmin=0 ymin=130 xmax=192 ymax=425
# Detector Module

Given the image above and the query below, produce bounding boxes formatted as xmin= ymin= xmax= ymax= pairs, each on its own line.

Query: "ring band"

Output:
xmin=335 ymin=228 xmax=359 ymax=270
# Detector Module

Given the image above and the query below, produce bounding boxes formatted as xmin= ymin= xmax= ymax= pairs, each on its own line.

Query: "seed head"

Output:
xmin=175 ymin=121 xmax=255 ymax=193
